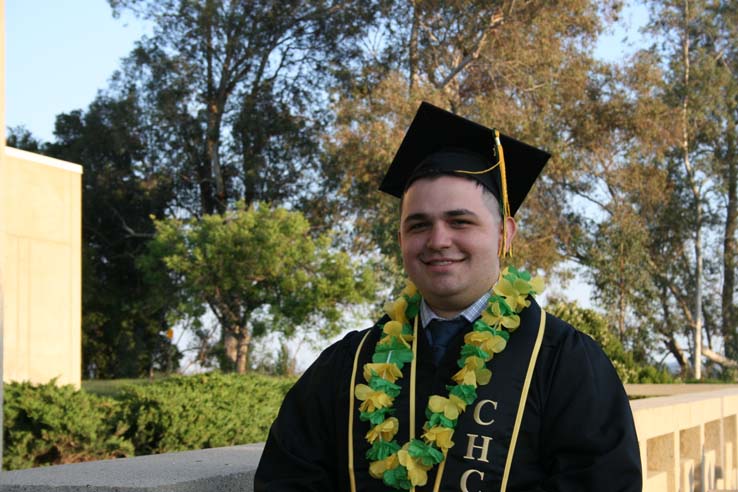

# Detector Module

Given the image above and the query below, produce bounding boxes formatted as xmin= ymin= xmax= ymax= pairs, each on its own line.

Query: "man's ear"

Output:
xmin=498 ymin=217 xmax=517 ymax=255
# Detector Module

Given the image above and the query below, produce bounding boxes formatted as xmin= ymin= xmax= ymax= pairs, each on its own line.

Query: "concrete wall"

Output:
xmin=2 ymin=147 xmax=82 ymax=387
xmin=632 ymin=386 xmax=738 ymax=492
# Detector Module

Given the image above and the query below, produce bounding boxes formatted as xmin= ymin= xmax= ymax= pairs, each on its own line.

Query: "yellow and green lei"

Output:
xmin=354 ymin=266 xmax=544 ymax=489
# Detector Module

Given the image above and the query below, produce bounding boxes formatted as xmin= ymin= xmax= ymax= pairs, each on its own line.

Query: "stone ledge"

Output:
xmin=0 ymin=443 xmax=263 ymax=491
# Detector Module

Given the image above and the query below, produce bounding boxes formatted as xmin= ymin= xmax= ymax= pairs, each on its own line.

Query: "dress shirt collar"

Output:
xmin=420 ymin=291 xmax=491 ymax=329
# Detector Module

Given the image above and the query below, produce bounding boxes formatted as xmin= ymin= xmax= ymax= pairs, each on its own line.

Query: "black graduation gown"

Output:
xmin=255 ymin=299 xmax=642 ymax=491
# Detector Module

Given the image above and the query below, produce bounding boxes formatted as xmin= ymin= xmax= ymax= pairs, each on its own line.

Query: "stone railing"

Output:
xmin=3 ymin=385 xmax=738 ymax=491
xmin=0 ymin=444 xmax=263 ymax=491
xmin=628 ymin=384 xmax=738 ymax=492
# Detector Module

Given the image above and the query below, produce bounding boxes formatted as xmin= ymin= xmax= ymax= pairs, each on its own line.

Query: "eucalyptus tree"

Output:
xmin=109 ymin=0 xmax=385 ymax=216
xmin=323 ymin=0 xmax=620 ymax=275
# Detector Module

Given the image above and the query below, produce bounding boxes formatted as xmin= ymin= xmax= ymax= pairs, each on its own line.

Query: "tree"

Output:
xmin=568 ymin=0 xmax=738 ymax=376
xmin=42 ymin=92 xmax=180 ymax=378
xmin=142 ymin=203 xmax=376 ymax=373
xmin=108 ymin=0 xmax=384 ymax=216
xmin=322 ymin=0 xmax=618 ymax=276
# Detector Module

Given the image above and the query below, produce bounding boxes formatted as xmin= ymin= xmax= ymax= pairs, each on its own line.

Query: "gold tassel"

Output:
xmin=453 ymin=130 xmax=512 ymax=258
xmin=495 ymin=130 xmax=512 ymax=258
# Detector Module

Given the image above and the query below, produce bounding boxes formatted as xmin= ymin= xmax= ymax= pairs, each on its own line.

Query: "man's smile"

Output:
xmin=421 ymin=257 xmax=465 ymax=266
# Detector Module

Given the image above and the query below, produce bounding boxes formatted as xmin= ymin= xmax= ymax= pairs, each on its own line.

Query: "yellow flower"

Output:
xmin=363 ymin=363 xmax=403 ymax=383
xmin=401 ymin=280 xmax=418 ymax=298
xmin=501 ymin=313 xmax=521 ymax=330
xmin=529 ymin=275 xmax=544 ymax=295
xmin=465 ymin=330 xmax=492 ymax=347
xmin=369 ymin=453 xmax=400 ymax=479
xmin=483 ymin=334 xmax=507 ymax=354
xmin=355 ymin=384 xmax=393 ymax=412
xmin=467 ymin=330 xmax=507 ymax=354
xmin=452 ymin=356 xmax=492 ymax=386
xmin=379 ymin=320 xmax=412 ymax=348
xmin=384 ymin=297 xmax=408 ymax=323
xmin=494 ymin=277 xmax=532 ymax=312
xmin=366 ymin=417 xmax=399 ymax=443
xmin=369 ymin=453 xmax=399 ymax=478
xmin=428 ymin=395 xmax=466 ymax=420
xmin=481 ymin=303 xmax=503 ymax=328
xmin=422 ymin=425 xmax=455 ymax=451
xmin=398 ymin=448 xmax=430 ymax=486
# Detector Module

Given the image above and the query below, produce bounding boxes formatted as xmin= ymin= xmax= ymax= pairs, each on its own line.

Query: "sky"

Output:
xmin=6 ymin=0 xmax=151 ymax=142
xmin=6 ymin=1 xmax=649 ymax=143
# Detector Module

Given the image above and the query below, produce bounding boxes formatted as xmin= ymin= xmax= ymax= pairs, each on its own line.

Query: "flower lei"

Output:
xmin=354 ymin=266 xmax=544 ymax=489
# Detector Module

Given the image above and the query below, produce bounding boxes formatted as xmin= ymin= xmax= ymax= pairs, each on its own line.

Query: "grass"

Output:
xmin=81 ymin=378 xmax=153 ymax=398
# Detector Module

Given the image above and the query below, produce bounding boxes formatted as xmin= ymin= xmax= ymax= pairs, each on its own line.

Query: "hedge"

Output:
xmin=3 ymin=372 xmax=296 ymax=470
xmin=118 ymin=372 xmax=296 ymax=454
xmin=3 ymin=380 xmax=132 ymax=470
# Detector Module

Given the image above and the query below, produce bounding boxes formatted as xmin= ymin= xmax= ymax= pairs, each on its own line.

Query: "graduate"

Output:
xmin=255 ymin=102 xmax=642 ymax=491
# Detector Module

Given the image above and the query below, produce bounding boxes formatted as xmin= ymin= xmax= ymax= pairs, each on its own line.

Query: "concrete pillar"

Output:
xmin=725 ymin=415 xmax=738 ymax=488
xmin=681 ymin=425 xmax=703 ymax=491
xmin=705 ymin=419 xmax=721 ymax=488
xmin=647 ymin=432 xmax=678 ymax=492
xmin=1 ymin=0 xmax=7 ymax=472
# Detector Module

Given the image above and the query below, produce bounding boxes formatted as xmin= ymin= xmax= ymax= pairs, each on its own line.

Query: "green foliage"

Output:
xmin=4 ymin=374 xmax=296 ymax=470
xmin=32 ymin=93 xmax=181 ymax=379
xmin=109 ymin=0 xmax=382 ymax=216
xmin=3 ymin=381 xmax=133 ymax=470
xmin=546 ymin=299 xmax=674 ymax=383
xmin=142 ymin=203 xmax=376 ymax=372
xmin=118 ymin=373 xmax=295 ymax=454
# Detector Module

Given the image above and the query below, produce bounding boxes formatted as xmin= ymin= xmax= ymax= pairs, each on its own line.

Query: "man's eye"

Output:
xmin=407 ymin=222 xmax=428 ymax=231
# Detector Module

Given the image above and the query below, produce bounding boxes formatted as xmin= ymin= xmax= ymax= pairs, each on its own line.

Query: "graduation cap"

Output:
xmin=379 ymin=101 xmax=551 ymax=256
xmin=380 ymin=102 xmax=550 ymax=215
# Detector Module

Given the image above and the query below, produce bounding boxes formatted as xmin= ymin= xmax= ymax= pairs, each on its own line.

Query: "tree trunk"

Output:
xmin=224 ymin=331 xmax=238 ymax=370
xmin=702 ymin=348 xmax=738 ymax=369
xmin=723 ymin=134 xmax=738 ymax=358
xmin=236 ymin=331 xmax=251 ymax=374
xmin=664 ymin=333 xmax=691 ymax=374
xmin=680 ymin=0 xmax=702 ymax=379
xmin=407 ymin=0 xmax=420 ymax=96
xmin=203 ymin=0 xmax=226 ymax=215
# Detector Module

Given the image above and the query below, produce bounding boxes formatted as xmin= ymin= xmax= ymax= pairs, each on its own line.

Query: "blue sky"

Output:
xmin=6 ymin=0 xmax=150 ymax=142
xmin=6 ymin=1 xmax=649 ymax=144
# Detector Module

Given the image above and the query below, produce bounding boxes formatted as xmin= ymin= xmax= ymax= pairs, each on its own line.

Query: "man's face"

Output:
xmin=399 ymin=175 xmax=512 ymax=317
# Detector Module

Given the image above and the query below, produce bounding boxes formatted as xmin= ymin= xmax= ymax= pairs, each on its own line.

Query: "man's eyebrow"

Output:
xmin=403 ymin=212 xmax=430 ymax=223
xmin=445 ymin=209 xmax=477 ymax=217
xmin=403 ymin=209 xmax=478 ymax=223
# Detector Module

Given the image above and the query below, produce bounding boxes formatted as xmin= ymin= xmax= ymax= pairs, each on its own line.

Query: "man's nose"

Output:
xmin=426 ymin=223 xmax=452 ymax=250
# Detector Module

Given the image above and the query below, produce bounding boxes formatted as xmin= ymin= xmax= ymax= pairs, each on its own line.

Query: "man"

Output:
xmin=255 ymin=102 xmax=642 ymax=491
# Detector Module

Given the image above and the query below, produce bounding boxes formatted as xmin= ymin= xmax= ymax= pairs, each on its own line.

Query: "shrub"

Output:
xmin=546 ymin=299 xmax=674 ymax=384
xmin=3 ymin=380 xmax=133 ymax=470
xmin=118 ymin=372 xmax=295 ymax=455
xmin=4 ymin=373 xmax=296 ymax=470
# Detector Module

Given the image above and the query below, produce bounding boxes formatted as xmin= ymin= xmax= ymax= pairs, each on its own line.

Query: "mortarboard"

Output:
xmin=379 ymin=101 xmax=551 ymax=256
xmin=379 ymin=101 xmax=551 ymax=217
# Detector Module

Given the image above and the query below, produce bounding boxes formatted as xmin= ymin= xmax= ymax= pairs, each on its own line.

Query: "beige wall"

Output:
xmin=2 ymin=147 xmax=82 ymax=387
xmin=630 ymin=385 xmax=738 ymax=492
